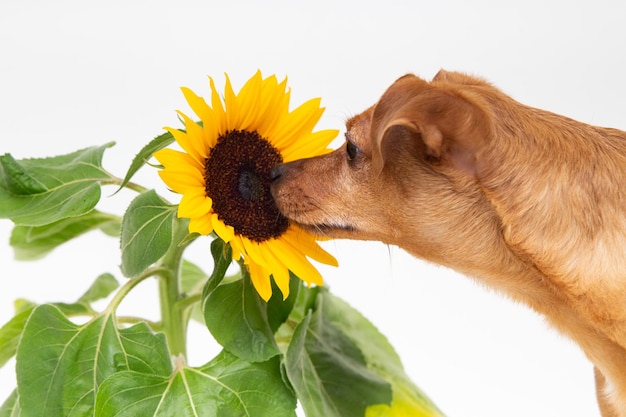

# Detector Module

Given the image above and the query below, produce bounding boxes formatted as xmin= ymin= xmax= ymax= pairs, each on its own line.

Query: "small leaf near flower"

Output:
xmin=120 ymin=190 xmax=177 ymax=278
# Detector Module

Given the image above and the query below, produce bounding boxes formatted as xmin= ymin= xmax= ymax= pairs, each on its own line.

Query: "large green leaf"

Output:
xmin=95 ymin=351 xmax=296 ymax=417
xmin=10 ymin=210 xmax=120 ymax=260
xmin=115 ymin=131 xmax=174 ymax=193
xmin=0 ymin=274 xmax=119 ymax=370
xmin=203 ymin=272 xmax=280 ymax=363
xmin=0 ymin=143 xmax=114 ymax=226
xmin=284 ymin=290 xmax=392 ymax=417
xmin=120 ymin=189 xmax=177 ymax=277
xmin=323 ymin=293 xmax=446 ymax=417
xmin=16 ymin=304 xmax=171 ymax=417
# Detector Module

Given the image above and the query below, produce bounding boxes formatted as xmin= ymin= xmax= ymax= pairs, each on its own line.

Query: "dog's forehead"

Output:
xmin=346 ymin=106 xmax=374 ymax=148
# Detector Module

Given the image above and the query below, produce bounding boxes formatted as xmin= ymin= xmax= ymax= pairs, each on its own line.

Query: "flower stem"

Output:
xmin=158 ymin=218 xmax=194 ymax=357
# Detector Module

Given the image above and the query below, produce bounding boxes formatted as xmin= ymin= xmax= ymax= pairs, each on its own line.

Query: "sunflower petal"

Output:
xmin=268 ymin=237 xmax=324 ymax=287
xmin=281 ymin=129 xmax=339 ymax=162
xmin=282 ymin=227 xmax=338 ymax=267
xmin=236 ymin=70 xmax=263 ymax=131
xmin=178 ymin=190 xmax=212 ymax=218
xmin=253 ymin=75 xmax=289 ymax=138
xmin=158 ymin=169 xmax=205 ymax=192
xmin=189 ymin=214 xmax=214 ymax=235
xmin=229 ymin=237 xmax=244 ymax=261
xmin=211 ymin=213 xmax=235 ymax=243
xmin=209 ymin=77 xmax=226 ymax=135
xmin=154 ymin=148 xmax=204 ymax=173
xmin=177 ymin=112 xmax=208 ymax=160
xmin=270 ymin=98 xmax=324 ymax=149
xmin=258 ymin=243 xmax=291 ymax=299
xmin=247 ymin=261 xmax=273 ymax=302
xmin=163 ymin=127 xmax=204 ymax=165
xmin=181 ymin=87 xmax=219 ymax=149
xmin=181 ymin=87 xmax=211 ymax=124
xmin=223 ymin=73 xmax=238 ymax=129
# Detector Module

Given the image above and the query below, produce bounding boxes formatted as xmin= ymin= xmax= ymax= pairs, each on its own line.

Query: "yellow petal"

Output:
xmin=256 ymin=77 xmax=291 ymax=139
xmin=177 ymin=112 xmax=208 ymax=160
xmin=189 ymin=214 xmax=214 ymax=235
xmin=257 ymin=242 xmax=291 ymax=299
xmin=268 ymin=237 xmax=324 ymax=286
xmin=164 ymin=127 xmax=204 ymax=165
xmin=178 ymin=190 xmax=212 ymax=218
xmin=240 ymin=238 xmax=266 ymax=267
xmin=223 ymin=73 xmax=239 ymax=129
xmin=154 ymin=148 xmax=204 ymax=173
xmin=229 ymin=237 xmax=244 ymax=261
xmin=158 ymin=169 xmax=205 ymax=193
xmin=282 ymin=227 xmax=338 ymax=267
xmin=235 ymin=70 xmax=263 ymax=131
xmin=247 ymin=261 xmax=273 ymax=302
xmin=270 ymin=98 xmax=324 ymax=149
xmin=211 ymin=213 xmax=235 ymax=243
xmin=209 ymin=76 xmax=226 ymax=133
xmin=181 ymin=87 xmax=220 ymax=149
xmin=281 ymin=129 xmax=339 ymax=162
xmin=181 ymin=87 xmax=211 ymax=123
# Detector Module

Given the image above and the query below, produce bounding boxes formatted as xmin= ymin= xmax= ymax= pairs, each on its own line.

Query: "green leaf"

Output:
xmin=95 ymin=351 xmax=296 ymax=417
xmin=181 ymin=259 xmax=209 ymax=295
xmin=0 ymin=307 xmax=34 ymax=368
xmin=16 ymin=304 xmax=171 ymax=417
xmin=115 ymin=131 xmax=174 ymax=194
xmin=0 ymin=143 xmax=114 ymax=226
xmin=266 ymin=273 xmax=301 ymax=333
xmin=120 ymin=189 xmax=177 ymax=277
xmin=202 ymin=238 xmax=234 ymax=296
xmin=0 ymin=154 xmax=47 ymax=195
xmin=77 ymin=273 xmax=119 ymax=305
xmin=284 ymin=290 xmax=392 ymax=417
xmin=10 ymin=210 xmax=121 ymax=260
xmin=0 ymin=390 xmax=20 ymax=417
xmin=1 ymin=274 xmax=119 ymax=370
xmin=117 ymin=322 xmax=173 ymax=377
xmin=203 ymin=272 xmax=280 ymax=363
xmin=323 ymin=294 xmax=446 ymax=417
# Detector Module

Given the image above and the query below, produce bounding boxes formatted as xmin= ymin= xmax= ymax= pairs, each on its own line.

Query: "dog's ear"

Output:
xmin=372 ymin=75 xmax=489 ymax=176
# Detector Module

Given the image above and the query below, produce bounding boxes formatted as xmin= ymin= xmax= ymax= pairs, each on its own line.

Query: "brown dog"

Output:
xmin=270 ymin=70 xmax=626 ymax=416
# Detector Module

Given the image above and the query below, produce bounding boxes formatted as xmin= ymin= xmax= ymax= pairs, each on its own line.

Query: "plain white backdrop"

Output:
xmin=2 ymin=1 xmax=626 ymax=416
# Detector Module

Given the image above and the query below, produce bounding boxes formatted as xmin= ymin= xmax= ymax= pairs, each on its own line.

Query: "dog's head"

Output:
xmin=270 ymin=71 xmax=498 ymax=261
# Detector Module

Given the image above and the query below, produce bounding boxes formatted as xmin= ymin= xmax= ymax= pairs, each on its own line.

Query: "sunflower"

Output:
xmin=154 ymin=71 xmax=339 ymax=301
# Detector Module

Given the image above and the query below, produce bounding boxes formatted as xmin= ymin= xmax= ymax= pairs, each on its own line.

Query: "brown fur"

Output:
xmin=270 ymin=70 xmax=626 ymax=416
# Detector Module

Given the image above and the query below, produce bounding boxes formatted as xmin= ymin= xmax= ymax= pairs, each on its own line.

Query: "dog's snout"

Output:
xmin=271 ymin=160 xmax=306 ymax=183
xmin=270 ymin=164 xmax=285 ymax=182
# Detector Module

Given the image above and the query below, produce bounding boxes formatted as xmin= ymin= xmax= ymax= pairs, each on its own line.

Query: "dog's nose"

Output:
xmin=270 ymin=164 xmax=285 ymax=182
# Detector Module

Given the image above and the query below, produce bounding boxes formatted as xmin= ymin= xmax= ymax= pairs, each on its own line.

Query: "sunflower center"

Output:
xmin=205 ymin=129 xmax=289 ymax=242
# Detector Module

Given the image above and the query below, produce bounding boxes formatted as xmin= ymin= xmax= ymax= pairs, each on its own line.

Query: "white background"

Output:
xmin=1 ymin=1 xmax=625 ymax=416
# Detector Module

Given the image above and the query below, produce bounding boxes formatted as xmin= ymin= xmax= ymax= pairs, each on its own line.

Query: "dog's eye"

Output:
xmin=346 ymin=140 xmax=359 ymax=161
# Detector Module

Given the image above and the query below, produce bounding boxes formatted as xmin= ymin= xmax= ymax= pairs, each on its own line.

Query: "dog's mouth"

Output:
xmin=292 ymin=220 xmax=356 ymax=237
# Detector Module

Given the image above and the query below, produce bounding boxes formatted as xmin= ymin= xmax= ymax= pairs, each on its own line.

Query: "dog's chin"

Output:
xmin=291 ymin=221 xmax=356 ymax=238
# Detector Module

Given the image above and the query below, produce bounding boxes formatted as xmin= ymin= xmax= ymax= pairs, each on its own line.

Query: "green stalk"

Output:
xmin=158 ymin=218 xmax=194 ymax=357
